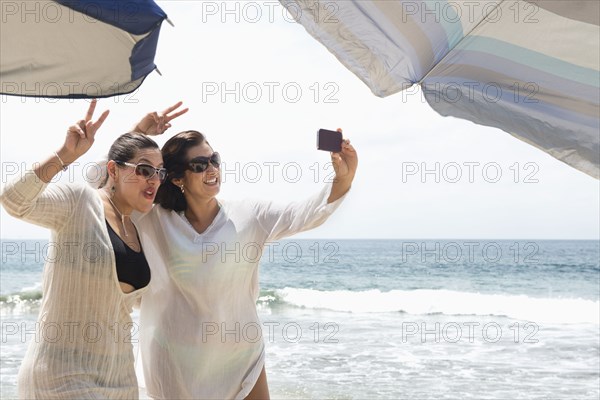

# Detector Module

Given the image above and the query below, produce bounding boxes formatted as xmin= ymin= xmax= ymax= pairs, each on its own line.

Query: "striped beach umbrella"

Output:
xmin=0 ymin=0 xmax=167 ymax=98
xmin=281 ymin=0 xmax=600 ymax=178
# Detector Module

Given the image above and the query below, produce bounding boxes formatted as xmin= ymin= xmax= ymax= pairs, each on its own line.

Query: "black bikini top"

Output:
xmin=106 ymin=220 xmax=151 ymax=290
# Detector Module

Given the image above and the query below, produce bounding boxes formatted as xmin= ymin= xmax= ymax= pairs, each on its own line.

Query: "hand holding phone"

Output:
xmin=317 ymin=128 xmax=343 ymax=152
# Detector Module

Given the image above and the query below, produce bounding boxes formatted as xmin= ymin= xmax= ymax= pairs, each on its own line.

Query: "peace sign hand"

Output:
xmin=133 ymin=101 xmax=189 ymax=136
xmin=61 ymin=99 xmax=110 ymax=163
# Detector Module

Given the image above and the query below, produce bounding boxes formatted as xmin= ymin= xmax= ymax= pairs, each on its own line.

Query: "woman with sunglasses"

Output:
xmin=0 ymin=100 xmax=186 ymax=399
xmin=132 ymin=127 xmax=357 ymax=399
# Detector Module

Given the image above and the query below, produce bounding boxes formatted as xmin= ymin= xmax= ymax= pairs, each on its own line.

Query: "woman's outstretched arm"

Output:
xmin=0 ymin=100 xmax=109 ymax=229
xmin=253 ymin=131 xmax=358 ymax=242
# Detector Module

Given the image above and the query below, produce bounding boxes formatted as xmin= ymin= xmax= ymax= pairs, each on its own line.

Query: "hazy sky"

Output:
xmin=1 ymin=1 xmax=598 ymax=239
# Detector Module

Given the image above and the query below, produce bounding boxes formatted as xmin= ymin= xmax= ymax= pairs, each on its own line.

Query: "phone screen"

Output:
xmin=317 ymin=129 xmax=343 ymax=152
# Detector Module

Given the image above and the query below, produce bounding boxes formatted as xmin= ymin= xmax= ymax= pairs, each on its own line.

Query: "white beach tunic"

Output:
xmin=0 ymin=171 xmax=147 ymax=399
xmin=136 ymin=183 xmax=347 ymax=399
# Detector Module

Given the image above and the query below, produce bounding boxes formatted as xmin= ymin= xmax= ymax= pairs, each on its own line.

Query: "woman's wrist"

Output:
xmin=55 ymin=148 xmax=79 ymax=166
xmin=131 ymin=124 xmax=144 ymax=134
xmin=34 ymin=151 xmax=74 ymax=183
xmin=328 ymin=177 xmax=352 ymax=203
xmin=333 ymin=175 xmax=354 ymax=186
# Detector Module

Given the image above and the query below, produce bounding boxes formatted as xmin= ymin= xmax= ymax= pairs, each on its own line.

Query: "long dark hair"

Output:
xmin=155 ymin=130 xmax=209 ymax=211
xmin=99 ymin=132 xmax=160 ymax=188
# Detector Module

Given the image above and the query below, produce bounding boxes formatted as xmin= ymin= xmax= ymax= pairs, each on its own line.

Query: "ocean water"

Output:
xmin=1 ymin=239 xmax=599 ymax=399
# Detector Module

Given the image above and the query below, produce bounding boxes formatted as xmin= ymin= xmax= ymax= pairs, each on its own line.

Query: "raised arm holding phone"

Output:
xmin=132 ymin=104 xmax=357 ymax=399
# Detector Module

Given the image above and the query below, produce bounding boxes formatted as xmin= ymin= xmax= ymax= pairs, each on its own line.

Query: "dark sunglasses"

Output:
xmin=187 ymin=152 xmax=221 ymax=173
xmin=115 ymin=160 xmax=168 ymax=183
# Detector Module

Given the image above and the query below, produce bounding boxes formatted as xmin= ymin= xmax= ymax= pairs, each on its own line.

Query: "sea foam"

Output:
xmin=271 ymin=287 xmax=599 ymax=324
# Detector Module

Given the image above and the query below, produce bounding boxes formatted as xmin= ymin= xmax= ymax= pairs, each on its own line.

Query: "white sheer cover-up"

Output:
xmin=136 ymin=183 xmax=347 ymax=399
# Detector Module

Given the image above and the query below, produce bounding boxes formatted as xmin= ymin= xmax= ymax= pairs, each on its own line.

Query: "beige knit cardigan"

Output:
xmin=1 ymin=171 xmax=146 ymax=399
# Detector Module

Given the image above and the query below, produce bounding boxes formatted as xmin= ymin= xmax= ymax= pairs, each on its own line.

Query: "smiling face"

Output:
xmin=112 ymin=148 xmax=164 ymax=213
xmin=174 ymin=143 xmax=221 ymax=200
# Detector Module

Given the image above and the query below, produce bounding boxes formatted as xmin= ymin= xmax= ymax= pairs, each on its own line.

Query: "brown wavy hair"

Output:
xmin=155 ymin=130 xmax=210 ymax=211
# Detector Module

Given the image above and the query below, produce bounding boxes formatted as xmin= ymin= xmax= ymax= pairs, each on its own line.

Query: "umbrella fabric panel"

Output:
xmin=281 ymin=0 xmax=600 ymax=178
xmin=279 ymin=0 xmax=499 ymax=95
xmin=0 ymin=0 xmax=166 ymax=98
xmin=423 ymin=1 xmax=600 ymax=178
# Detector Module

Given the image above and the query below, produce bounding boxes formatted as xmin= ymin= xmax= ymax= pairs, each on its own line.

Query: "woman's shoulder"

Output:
xmin=57 ymin=182 xmax=102 ymax=209
xmin=139 ymin=203 xmax=180 ymax=223
xmin=219 ymin=197 xmax=271 ymax=220
xmin=71 ymin=182 xmax=98 ymax=199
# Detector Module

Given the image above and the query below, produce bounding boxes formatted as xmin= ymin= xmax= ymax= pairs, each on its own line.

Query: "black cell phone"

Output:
xmin=317 ymin=129 xmax=343 ymax=152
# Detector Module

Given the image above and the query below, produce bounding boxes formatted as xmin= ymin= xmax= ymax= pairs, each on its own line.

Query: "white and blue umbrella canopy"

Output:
xmin=0 ymin=0 xmax=167 ymax=98
xmin=281 ymin=0 xmax=600 ymax=178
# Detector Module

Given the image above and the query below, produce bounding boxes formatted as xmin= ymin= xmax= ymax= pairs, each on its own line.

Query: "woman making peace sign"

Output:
xmin=0 ymin=100 xmax=186 ymax=399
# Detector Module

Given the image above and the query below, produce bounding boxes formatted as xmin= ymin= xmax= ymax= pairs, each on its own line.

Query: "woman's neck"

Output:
xmin=184 ymin=196 xmax=220 ymax=230
xmin=102 ymin=189 xmax=133 ymax=216
xmin=100 ymin=188 xmax=136 ymax=238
